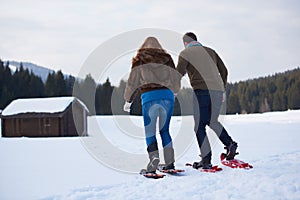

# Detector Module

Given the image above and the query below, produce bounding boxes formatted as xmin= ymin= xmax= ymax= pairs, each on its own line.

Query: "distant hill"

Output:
xmin=6 ymin=61 xmax=56 ymax=82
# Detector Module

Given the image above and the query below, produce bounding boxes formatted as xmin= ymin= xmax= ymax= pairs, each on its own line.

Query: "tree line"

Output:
xmin=0 ymin=60 xmax=188 ymax=115
xmin=226 ymin=68 xmax=300 ymax=114
xmin=0 ymin=60 xmax=75 ymax=110
xmin=1 ymin=59 xmax=299 ymax=115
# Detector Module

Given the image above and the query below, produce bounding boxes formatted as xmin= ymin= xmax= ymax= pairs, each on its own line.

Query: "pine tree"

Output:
xmin=0 ymin=60 xmax=6 ymax=109
xmin=260 ymin=98 xmax=271 ymax=113
xmin=227 ymin=89 xmax=240 ymax=114
xmin=54 ymin=70 xmax=67 ymax=96
xmin=287 ymin=79 xmax=300 ymax=109
xmin=111 ymin=80 xmax=127 ymax=115
xmin=29 ymin=75 xmax=44 ymax=97
xmin=74 ymin=74 xmax=97 ymax=115
xmin=102 ymin=78 xmax=114 ymax=115
xmin=66 ymin=75 xmax=76 ymax=96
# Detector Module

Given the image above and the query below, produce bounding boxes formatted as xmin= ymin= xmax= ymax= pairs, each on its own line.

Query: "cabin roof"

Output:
xmin=1 ymin=97 xmax=88 ymax=117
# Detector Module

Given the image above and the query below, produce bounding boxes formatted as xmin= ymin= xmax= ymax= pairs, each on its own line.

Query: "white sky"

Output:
xmin=0 ymin=0 xmax=299 ymax=85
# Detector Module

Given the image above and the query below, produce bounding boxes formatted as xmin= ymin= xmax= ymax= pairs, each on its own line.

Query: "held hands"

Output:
xmin=123 ymin=102 xmax=132 ymax=112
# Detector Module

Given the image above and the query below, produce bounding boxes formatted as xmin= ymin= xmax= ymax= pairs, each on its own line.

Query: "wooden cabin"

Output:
xmin=1 ymin=97 xmax=89 ymax=137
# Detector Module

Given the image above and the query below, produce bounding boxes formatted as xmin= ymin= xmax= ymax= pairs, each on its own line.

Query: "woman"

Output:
xmin=124 ymin=37 xmax=181 ymax=174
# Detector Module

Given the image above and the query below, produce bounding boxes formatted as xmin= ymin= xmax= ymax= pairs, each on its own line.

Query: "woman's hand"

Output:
xmin=123 ymin=102 xmax=132 ymax=112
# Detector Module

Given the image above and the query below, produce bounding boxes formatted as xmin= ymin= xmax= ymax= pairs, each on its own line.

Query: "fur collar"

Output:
xmin=132 ymin=48 xmax=171 ymax=67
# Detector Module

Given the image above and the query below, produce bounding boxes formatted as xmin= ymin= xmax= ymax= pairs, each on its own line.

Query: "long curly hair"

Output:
xmin=132 ymin=37 xmax=167 ymax=66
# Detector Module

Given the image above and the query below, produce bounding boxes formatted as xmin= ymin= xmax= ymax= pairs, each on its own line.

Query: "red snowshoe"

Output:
xmin=220 ymin=153 xmax=253 ymax=169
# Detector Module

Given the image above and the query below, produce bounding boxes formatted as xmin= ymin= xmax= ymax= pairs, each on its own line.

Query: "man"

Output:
xmin=176 ymin=32 xmax=238 ymax=169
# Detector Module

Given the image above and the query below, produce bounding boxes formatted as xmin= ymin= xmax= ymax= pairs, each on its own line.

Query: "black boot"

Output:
xmin=163 ymin=146 xmax=175 ymax=170
xmin=193 ymin=155 xmax=212 ymax=169
xmin=225 ymin=141 xmax=238 ymax=160
xmin=146 ymin=142 xmax=160 ymax=173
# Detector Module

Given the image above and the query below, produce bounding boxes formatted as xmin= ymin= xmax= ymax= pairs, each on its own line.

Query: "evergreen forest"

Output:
xmin=0 ymin=59 xmax=299 ymax=115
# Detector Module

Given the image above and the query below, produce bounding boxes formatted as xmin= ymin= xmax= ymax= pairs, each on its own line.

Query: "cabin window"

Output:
xmin=44 ymin=118 xmax=51 ymax=134
xmin=44 ymin=118 xmax=50 ymax=127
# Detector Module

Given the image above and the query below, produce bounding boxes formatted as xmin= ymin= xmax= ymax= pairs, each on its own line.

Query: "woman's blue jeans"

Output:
xmin=142 ymin=99 xmax=174 ymax=148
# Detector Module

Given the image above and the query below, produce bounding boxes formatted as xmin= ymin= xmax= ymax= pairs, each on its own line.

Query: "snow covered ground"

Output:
xmin=1 ymin=110 xmax=300 ymax=200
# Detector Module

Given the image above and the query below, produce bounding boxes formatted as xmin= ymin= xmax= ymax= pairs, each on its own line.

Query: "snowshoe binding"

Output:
xmin=185 ymin=162 xmax=222 ymax=173
xmin=157 ymin=163 xmax=185 ymax=174
xmin=140 ymin=169 xmax=165 ymax=179
xmin=220 ymin=142 xmax=253 ymax=169
xmin=224 ymin=141 xmax=239 ymax=160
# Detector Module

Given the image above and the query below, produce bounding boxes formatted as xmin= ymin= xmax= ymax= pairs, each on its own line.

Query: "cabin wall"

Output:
xmin=2 ymin=117 xmax=61 ymax=137
xmin=67 ymin=101 xmax=87 ymax=136
xmin=1 ymin=99 xmax=88 ymax=137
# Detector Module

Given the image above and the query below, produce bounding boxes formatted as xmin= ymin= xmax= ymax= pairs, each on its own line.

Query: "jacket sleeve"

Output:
xmin=168 ymin=57 xmax=181 ymax=93
xmin=124 ymin=67 xmax=141 ymax=102
xmin=176 ymin=51 xmax=189 ymax=76
xmin=215 ymin=52 xmax=228 ymax=88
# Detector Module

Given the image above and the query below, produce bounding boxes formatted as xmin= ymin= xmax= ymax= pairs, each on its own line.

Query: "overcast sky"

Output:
xmin=1 ymin=0 xmax=299 ymax=85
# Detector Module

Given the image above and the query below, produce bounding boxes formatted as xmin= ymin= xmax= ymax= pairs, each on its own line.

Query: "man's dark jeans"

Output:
xmin=193 ymin=89 xmax=233 ymax=162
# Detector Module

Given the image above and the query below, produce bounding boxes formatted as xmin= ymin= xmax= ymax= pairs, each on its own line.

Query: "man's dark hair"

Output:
xmin=183 ymin=32 xmax=197 ymax=43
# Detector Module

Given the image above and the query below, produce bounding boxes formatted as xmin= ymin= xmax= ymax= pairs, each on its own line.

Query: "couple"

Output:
xmin=123 ymin=32 xmax=238 ymax=173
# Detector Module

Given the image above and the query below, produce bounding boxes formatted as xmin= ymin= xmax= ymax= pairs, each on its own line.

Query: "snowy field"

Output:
xmin=1 ymin=110 xmax=300 ymax=200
